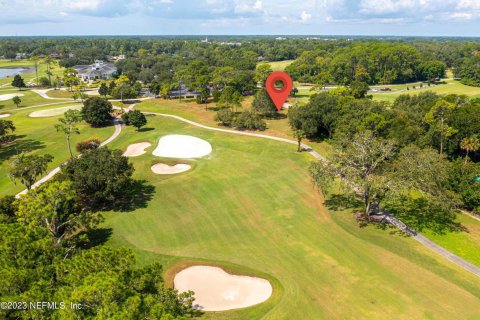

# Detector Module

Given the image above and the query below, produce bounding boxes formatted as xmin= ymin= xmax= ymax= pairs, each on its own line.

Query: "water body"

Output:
xmin=0 ymin=67 xmax=31 ymax=78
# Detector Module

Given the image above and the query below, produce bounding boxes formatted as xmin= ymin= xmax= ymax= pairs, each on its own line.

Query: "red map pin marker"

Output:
xmin=265 ymin=71 xmax=293 ymax=111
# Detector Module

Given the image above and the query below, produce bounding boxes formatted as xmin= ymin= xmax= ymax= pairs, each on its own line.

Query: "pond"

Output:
xmin=0 ymin=67 xmax=30 ymax=78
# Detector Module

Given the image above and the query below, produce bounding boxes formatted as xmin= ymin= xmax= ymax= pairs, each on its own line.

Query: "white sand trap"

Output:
xmin=29 ymin=105 xmax=81 ymax=118
xmin=153 ymin=134 xmax=212 ymax=159
xmin=151 ymin=163 xmax=191 ymax=174
xmin=0 ymin=93 xmax=24 ymax=101
xmin=174 ymin=266 xmax=273 ymax=311
xmin=123 ymin=142 xmax=151 ymax=157
xmin=0 ymin=114 xmax=11 ymax=118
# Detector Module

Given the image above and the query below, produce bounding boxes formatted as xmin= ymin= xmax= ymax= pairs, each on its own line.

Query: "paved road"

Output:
xmin=144 ymin=111 xmax=480 ymax=278
xmin=15 ymin=118 xmax=122 ymax=198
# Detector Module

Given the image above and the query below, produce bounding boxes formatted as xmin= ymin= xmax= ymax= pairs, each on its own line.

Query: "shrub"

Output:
xmin=234 ymin=111 xmax=267 ymax=131
xmin=39 ymin=76 xmax=51 ymax=87
xmin=76 ymin=139 xmax=101 ymax=153
xmin=214 ymin=108 xmax=235 ymax=126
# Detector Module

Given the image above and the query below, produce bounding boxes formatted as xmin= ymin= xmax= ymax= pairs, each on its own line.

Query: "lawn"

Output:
xmin=0 ymin=89 xmax=71 ymax=111
xmin=0 ymin=104 xmax=114 ymax=196
xmin=257 ymin=60 xmax=294 ymax=72
xmin=100 ymin=115 xmax=480 ymax=319
xmin=422 ymin=213 xmax=480 ymax=267
xmin=0 ymin=59 xmax=65 ymax=87
xmin=371 ymin=80 xmax=480 ymax=102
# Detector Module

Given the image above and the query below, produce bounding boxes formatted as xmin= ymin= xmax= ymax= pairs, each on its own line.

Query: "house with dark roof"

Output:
xmin=73 ymin=60 xmax=117 ymax=81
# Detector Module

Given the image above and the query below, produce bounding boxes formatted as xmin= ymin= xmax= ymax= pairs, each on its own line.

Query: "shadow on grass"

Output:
xmin=386 ymin=197 xmax=466 ymax=235
xmin=81 ymin=227 xmax=113 ymax=249
xmin=138 ymin=127 xmax=154 ymax=132
xmin=111 ymin=179 xmax=156 ymax=212
xmin=324 ymin=193 xmax=363 ymax=211
xmin=0 ymin=135 xmax=45 ymax=164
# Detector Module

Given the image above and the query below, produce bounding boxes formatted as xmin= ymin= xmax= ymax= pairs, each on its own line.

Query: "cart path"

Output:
xmin=143 ymin=111 xmax=480 ymax=278
xmin=15 ymin=118 xmax=122 ymax=197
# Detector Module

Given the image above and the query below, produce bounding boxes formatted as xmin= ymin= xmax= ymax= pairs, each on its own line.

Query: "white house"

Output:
xmin=73 ymin=60 xmax=117 ymax=81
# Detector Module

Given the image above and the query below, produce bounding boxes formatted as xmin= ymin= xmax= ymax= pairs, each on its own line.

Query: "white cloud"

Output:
xmin=300 ymin=11 xmax=312 ymax=22
xmin=234 ymin=0 xmax=262 ymax=14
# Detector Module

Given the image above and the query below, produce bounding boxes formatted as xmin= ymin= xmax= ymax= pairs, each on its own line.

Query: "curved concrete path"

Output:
xmin=15 ymin=118 xmax=122 ymax=198
xmin=143 ymin=111 xmax=480 ymax=278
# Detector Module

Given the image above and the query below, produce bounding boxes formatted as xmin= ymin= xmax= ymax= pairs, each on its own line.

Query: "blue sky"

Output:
xmin=1 ymin=0 xmax=480 ymax=36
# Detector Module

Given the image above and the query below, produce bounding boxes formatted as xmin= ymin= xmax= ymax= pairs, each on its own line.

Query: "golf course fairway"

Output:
xmin=102 ymin=115 xmax=480 ymax=320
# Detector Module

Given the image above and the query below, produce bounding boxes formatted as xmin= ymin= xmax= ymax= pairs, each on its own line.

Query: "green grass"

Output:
xmin=99 ymin=115 xmax=480 ymax=319
xmin=0 ymin=104 xmax=114 ymax=196
xmin=257 ymin=60 xmax=294 ymax=72
xmin=0 ymin=59 xmax=65 ymax=87
xmin=372 ymin=80 xmax=480 ymax=102
xmin=422 ymin=213 xmax=480 ymax=267
xmin=0 ymin=89 xmax=71 ymax=111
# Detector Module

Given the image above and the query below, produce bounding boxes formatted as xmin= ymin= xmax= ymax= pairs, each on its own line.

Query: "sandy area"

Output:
xmin=29 ymin=105 xmax=82 ymax=118
xmin=174 ymin=266 xmax=272 ymax=311
xmin=153 ymin=134 xmax=212 ymax=159
xmin=123 ymin=142 xmax=151 ymax=157
xmin=0 ymin=93 xmax=24 ymax=101
xmin=0 ymin=114 xmax=11 ymax=118
xmin=151 ymin=163 xmax=191 ymax=174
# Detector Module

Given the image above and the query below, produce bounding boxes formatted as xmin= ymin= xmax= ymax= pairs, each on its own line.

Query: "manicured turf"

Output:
xmin=422 ymin=213 xmax=480 ymax=267
xmin=257 ymin=60 xmax=294 ymax=72
xmin=372 ymin=80 xmax=480 ymax=102
xmin=0 ymin=104 xmax=114 ymax=196
xmin=0 ymin=89 xmax=70 ymax=111
xmin=0 ymin=59 xmax=65 ymax=87
xmin=101 ymin=115 xmax=480 ymax=320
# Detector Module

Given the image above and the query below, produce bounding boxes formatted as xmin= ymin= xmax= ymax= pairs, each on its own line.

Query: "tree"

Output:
xmin=82 ymin=97 xmax=113 ymax=127
xmin=55 ymin=109 xmax=83 ymax=159
xmin=391 ymin=145 xmax=456 ymax=207
xmin=61 ymin=147 xmax=134 ymax=209
xmin=149 ymin=80 xmax=161 ymax=98
xmin=310 ymin=132 xmax=395 ymax=217
xmin=424 ymin=99 xmax=457 ymax=155
xmin=9 ymin=153 xmax=54 ymax=190
xmin=123 ymin=110 xmax=147 ymax=131
xmin=15 ymin=180 xmax=100 ymax=248
xmin=44 ymin=56 xmax=53 ymax=86
xmin=348 ymin=81 xmax=370 ymax=99
xmin=11 ymin=74 xmax=26 ymax=90
xmin=30 ymin=56 xmax=40 ymax=86
xmin=218 ymin=86 xmax=242 ymax=111
xmin=12 ymin=96 xmax=21 ymax=108
xmin=460 ymin=136 xmax=480 ymax=164
xmin=292 ymin=129 xmax=306 ymax=152
xmin=251 ymin=89 xmax=277 ymax=117
xmin=0 ymin=119 xmax=16 ymax=145
xmin=419 ymin=61 xmax=446 ymax=80
xmin=255 ymin=64 xmax=273 ymax=86
xmin=98 ymin=82 xmax=109 ymax=97
xmin=214 ymin=108 xmax=235 ymax=126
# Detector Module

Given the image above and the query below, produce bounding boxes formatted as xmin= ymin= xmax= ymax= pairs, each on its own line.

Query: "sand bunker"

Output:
xmin=123 ymin=142 xmax=151 ymax=157
xmin=174 ymin=266 xmax=272 ymax=311
xmin=153 ymin=134 xmax=212 ymax=159
xmin=151 ymin=163 xmax=191 ymax=174
xmin=0 ymin=93 xmax=24 ymax=101
xmin=29 ymin=105 xmax=81 ymax=118
xmin=0 ymin=113 xmax=11 ymax=118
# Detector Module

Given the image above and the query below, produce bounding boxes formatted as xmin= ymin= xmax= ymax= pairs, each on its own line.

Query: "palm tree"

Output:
xmin=30 ymin=56 xmax=40 ymax=86
xmin=460 ymin=136 xmax=480 ymax=164
xmin=44 ymin=56 xmax=53 ymax=86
